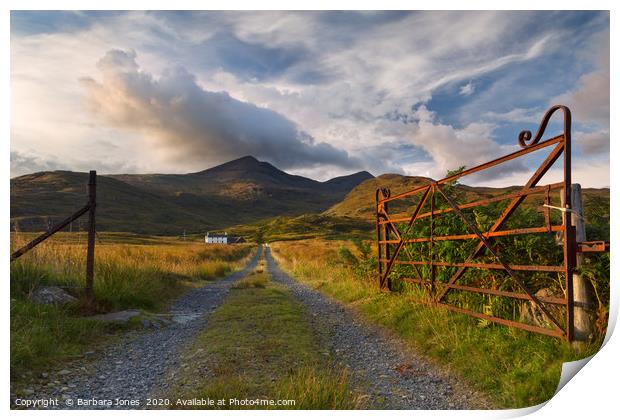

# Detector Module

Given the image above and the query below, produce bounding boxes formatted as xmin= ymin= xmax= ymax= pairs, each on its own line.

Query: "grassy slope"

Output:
xmin=10 ymin=171 xmax=219 ymax=234
xmin=170 ymin=255 xmax=363 ymax=409
xmin=229 ymin=214 xmax=373 ymax=243
xmin=10 ymin=234 xmax=255 ymax=384
xmin=270 ymin=240 xmax=603 ymax=409
xmin=326 ymin=173 xmax=610 ymax=223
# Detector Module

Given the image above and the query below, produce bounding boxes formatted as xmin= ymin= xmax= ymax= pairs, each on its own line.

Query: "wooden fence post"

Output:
xmin=568 ymin=184 xmax=593 ymax=345
xmin=85 ymin=170 xmax=97 ymax=302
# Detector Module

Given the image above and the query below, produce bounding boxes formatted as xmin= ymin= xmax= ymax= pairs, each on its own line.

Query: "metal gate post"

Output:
xmin=561 ymin=108 xmax=575 ymax=342
xmin=376 ymin=189 xmax=383 ymax=285
xmin=384 ymin=196 xmax=392 ymax=291
xmin=85 ymin=170 xmax=97 ymax=302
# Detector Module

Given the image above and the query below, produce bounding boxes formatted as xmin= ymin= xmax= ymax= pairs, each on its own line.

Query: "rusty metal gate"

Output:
xmin=375 ymin=105 xmax=608 ymax=341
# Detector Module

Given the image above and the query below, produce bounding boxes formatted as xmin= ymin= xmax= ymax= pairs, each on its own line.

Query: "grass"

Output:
xmin=10 ymin=232 xmax=255 ymax=384
xmin=170 ymin=255 xmax=363 ymax=409
xmin=228 ymin=213 xmax=373 ymax=243
xmin=270 ymin=239 xmax=605 ymax=409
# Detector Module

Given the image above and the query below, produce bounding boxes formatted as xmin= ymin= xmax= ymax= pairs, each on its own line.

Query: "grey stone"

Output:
xmin=30 ymin=286 xmax=77 ymax=305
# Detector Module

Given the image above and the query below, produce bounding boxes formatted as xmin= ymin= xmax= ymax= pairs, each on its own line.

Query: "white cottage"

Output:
xmin=205 ymin=232 xmax=228 ymax=244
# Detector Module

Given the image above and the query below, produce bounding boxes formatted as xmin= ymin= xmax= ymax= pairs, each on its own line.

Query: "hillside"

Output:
xmin=325 ymin=173 xmax=610 ymax=232
xmin=10 ymin=171 xmax=216 ymax=234
xmin=10 ymin=157 xmax=374 ymax=234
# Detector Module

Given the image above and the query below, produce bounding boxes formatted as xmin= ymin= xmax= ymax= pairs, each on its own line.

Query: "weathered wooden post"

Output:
xmin=85 ymin=170 xmax=97 ymax=302
xmin=571 ymin=184 xmax=593 ymax=345
xmin=562 ymin=184 xmax=593 ymax=345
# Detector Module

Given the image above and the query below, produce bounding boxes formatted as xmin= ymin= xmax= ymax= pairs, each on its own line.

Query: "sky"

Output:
xmin=10 ymin=11 xmax=610 ymax=187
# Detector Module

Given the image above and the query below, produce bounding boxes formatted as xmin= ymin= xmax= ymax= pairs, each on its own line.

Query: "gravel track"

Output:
xmin=266 ymin=247 xmax=487 ymax=410
xmin=17 ymin=246 xmax=262 ymax=410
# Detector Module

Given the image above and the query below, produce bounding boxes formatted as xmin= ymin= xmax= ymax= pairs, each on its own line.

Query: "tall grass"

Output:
xmin=11 ymin=235 xmax=254 ymax=311
xmin=270 ymin=239 xmax=603 ymax=408
xmin=10 ymin=234 xmax=255 ymax=383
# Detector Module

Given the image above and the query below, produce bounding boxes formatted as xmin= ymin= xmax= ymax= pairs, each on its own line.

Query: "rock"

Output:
xmin=30 ymin=286 xmax=77 ymax=305
xmin=24 ymin=389 xmax=34 ymax=395
xmin=86 ymin=310 xmax=141 ymax=323
xmin=519 ymin=288 xmax=565 ymax=328
xmin=58 ymin=369 xmax=71 ymax=375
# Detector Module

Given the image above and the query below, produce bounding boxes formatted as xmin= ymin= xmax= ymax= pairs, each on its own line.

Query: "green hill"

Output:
xmin=325 ymin=173 xmax=610 ymax=228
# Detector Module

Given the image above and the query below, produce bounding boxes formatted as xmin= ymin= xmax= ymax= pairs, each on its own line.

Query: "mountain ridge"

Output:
xmin=10 ymin=156 xmax=374 ymax=234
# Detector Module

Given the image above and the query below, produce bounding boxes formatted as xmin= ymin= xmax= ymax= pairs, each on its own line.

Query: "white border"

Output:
xmin=3 ymin=2 xmax=617 ymax=419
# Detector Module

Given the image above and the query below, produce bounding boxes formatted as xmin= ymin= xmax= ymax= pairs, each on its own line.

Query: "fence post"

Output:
xmin=570 ymin=184 xmax=593 ymax=345
xmin=85 ymin=170 xmax=97 ymax=302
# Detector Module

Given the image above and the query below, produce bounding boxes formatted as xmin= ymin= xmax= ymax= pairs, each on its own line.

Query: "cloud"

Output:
xmin=577 ymin=130 xmax=609 ymax=155
xmin=80 ymin=49 xmax=359 ymax=171
xmin=194 ymin=31 xmax=306 ymax=82
xmin=551 ymin=31 xmax=609 ymax=127
xmin=10 ymin=11 xmax=609 ymax=186
xmin=553 ymin=70 xmax=609 ymax=127
xmin=406 ymin=106 xmax=527 ymax=180
xmin=10 ymin=151 xmax=61 ymax=176
xmin=10 ymin=150 xmax=140 ymax=178
xmin=459 ymin=81 xmax=475 ymax=96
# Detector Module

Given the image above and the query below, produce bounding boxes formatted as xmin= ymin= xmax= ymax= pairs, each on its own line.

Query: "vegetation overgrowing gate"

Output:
xmin=375 ymin=105 xmax=608 ymax=342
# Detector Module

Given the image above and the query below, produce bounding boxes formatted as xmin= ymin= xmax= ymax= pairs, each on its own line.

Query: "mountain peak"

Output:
xmin=232 ymin=155 xmax=259 ymax=164
xmin=194 ymin=155 xmax=264 ymax=174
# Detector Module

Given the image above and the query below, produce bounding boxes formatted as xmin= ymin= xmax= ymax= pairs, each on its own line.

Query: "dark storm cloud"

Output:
xmin=80 ymin=49 xmax=359 ymax=171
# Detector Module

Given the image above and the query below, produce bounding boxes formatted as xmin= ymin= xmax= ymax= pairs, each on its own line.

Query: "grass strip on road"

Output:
xmin=170 ymin=256 xmax=363 ymax=409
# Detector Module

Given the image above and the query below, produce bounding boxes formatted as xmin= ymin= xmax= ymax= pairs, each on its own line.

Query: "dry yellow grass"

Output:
xmin=10 ymin=233 xmax=256 ymax=382
xmin=269 ymin=239 xmax=600 ymax=408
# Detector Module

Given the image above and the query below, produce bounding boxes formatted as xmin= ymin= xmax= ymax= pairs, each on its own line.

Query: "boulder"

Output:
xmin=30 ymin=286 xmax=78 ymax=305
xmin=519 ymin=288 xmax=565 ymax=329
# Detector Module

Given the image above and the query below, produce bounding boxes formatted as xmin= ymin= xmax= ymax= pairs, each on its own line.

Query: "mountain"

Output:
xmin=10 ymin=157 xmax=374 ymax=234
xmin=111 ymin=156 xmax=372 ymax=201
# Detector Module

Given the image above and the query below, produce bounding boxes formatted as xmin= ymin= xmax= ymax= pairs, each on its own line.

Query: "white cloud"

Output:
xmin=405 ymin=106 xmax=527 ymax=180
xmin=459 ymin=81 xmax=475 ymax=96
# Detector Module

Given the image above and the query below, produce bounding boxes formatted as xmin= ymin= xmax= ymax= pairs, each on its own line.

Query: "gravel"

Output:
xmin=14 ymin=244 xmax=489 ymax=410
xmin=265 ymin=247 xmax=488 ymax=410
xmin=14 ymin=246 xmax=261 ymax=410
